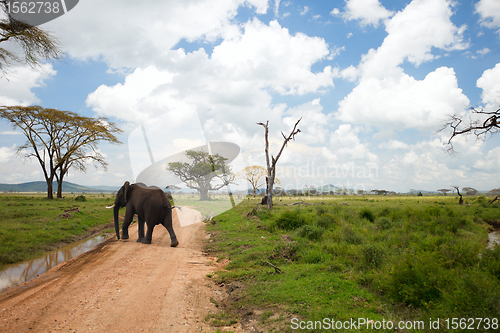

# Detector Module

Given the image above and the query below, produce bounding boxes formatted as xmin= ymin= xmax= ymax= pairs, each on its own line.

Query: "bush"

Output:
xmin=299 ymin=225 xmax=323 ymax=241
xmin=480 ymin=245 xmax=500 ymax=280
xmin=342 ymin=227 xmax=362 ymax=244
xmin=275 ymin=209 xmax=305 ymax=230
xmin=74 ymin=195 xmax=86 ymax=202
xmin=316 ymin=214 xmax=336 ymax=229
xmin=359 ymin=208 xmax=375 ymax=222
xmin=383 ymin=252 xmax=448 ymax=307
xmin=362 ymin=244 xmax=385 ymax=268
xmin=376 ymin=217 xmax=392 ymax=230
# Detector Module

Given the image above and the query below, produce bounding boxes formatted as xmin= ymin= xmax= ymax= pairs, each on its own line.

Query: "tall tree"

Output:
xmin=442 ymin=106 xmax=500 ymax=151
xmin=257 ymin=118 xmax=301 ymax=209
xmin=0 ymin=0 xmax=62 ymax=74
xmin=0 ymin=106 xmax=121 ymax=199
xmin=167 ymin=150 xmax=235 ymax=201
xmin=53 ymin=115 xmax=122 ymax=198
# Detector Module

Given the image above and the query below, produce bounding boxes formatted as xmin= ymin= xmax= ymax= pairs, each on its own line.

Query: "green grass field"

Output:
xmin=0 ymin=193 xmax=115 ymax=268
xmin=205 ymin=195 xmax=500 ymax=332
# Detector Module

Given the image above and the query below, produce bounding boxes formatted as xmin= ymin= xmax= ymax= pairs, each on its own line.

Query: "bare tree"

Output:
xmin=442 ymin=106 xmax=500 ymax=151
xmin=452 ymin=186 xmax=463 ymax=205
xmin=0 ymin=0 xmax=62 ymax=74
xmin=257 ymin=118 xmax=301 ymax=209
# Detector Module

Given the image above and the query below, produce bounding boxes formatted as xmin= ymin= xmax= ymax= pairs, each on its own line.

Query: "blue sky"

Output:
xmin=1 ymin=0 xmax=500 ymax=193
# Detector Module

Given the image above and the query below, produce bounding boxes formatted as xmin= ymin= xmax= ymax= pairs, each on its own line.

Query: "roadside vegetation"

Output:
xmin=0 ymin=194 xmax=115 ymax=269
xmin=205 ymin=195 xmax=500 ymax=332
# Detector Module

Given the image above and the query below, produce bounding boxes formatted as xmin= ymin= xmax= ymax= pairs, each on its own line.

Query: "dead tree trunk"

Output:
xmin=453 ymin=186 xmax=463 ymax=205
xmin=257 ymin=118 xmax=301 ymax=209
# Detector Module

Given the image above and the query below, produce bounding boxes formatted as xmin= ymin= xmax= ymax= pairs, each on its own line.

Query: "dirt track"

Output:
xmin=0 ymin=208 xmax=230 ymax=333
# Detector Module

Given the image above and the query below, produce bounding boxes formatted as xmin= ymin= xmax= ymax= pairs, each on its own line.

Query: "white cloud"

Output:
xmin=476 ymin=0 xmax=500 ymax=30
xmin=378 ymin=140 xmax=409 ymax=150
xmin=0 ymin=64 xmax=56 ymax=105
xmin=474 ymin=147 xmax=500 ymax=171
xmin=360 ymin=0 xmax=468 ymax=78
xmin=330 ymin=8 xmax=340 ymax=16
xmin=45 ymin=0 xmax=269 ymax=70
xmin=88 ymin=19 xmax=335 ymax=133
xmin=476 ymin=63 xmax=500 ymax=108
xmin=0 ymin=146 xmax=16 ymax=163
xmin=300 ymin=6 xmax=309 ymax=15
xmin=337 ymin=67 xmax=470 ymax=131
xmin=477 ymin=48 xmax=491 ymax=56
xmin=336 ymin=0 xmax=470 ymax=133
xmin=330 ymin=124 xmax=377 ymax=162
xmin=343 ymin=0 xmax=394 ymax=27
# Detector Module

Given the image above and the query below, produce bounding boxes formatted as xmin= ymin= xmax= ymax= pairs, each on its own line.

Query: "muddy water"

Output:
xmin=0 ymin=234 xmax=110 ymax=293
xmin=488 ymin=230 xmax=500 ymax=249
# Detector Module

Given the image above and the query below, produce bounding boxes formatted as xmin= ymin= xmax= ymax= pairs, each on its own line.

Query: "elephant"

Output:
xmin=106 ymin=181 xmax=179 ymax=246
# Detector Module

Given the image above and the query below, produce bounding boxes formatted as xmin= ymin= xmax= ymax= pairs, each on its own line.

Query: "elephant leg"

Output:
xmin=141 ymin=224 xmax=155 ymax=244
xmin=121 ymin=210 xmax=134 ymax=240
xmin=136 ymin=216 xmax=145 ymax=242
xmin=161 ymin=210 xmax=179 ymax=247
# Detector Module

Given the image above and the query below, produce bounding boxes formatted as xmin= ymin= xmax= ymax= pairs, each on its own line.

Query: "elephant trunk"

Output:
xmin=113 ymin=205 xmax=120 ymax=240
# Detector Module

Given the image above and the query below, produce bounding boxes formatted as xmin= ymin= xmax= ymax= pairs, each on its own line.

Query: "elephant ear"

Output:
xmin=123 ymin=181 xmax=130 ymax=204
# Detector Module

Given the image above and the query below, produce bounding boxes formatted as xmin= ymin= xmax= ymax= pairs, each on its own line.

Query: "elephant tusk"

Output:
xmin=106 ymin=204 xmax=115 ymax=209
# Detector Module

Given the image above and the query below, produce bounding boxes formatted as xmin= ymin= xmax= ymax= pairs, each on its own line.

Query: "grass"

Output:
xmin=0 ymin=193 xmax=116 ymax=269
xmin=205 ymin=195 xmax=500 ymax=332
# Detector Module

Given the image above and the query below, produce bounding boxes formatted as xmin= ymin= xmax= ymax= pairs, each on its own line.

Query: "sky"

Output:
xmin=0 ymin=0 xmax=500 ymax=193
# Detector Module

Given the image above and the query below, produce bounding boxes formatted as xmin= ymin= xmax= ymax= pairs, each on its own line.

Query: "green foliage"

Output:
xmin=0 ymin=194 xmax=114 ymax=268
xmin=275 ymin=209 xmax=305 ymax=230
xmin=74 ymin=195 xmax=87 ymax=202
xmin=205 ymin=195 xmax=500 ymax=331
xmin=359 ymin=208 xmax=375 ymax=222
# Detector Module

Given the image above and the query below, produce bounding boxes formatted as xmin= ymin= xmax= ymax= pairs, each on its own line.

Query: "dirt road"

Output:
xmin=0 ymin=208 xmax=229 ymax=333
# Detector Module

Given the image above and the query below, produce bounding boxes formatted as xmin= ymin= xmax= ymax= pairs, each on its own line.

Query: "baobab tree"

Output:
xmin=257 ymin=118 xmax=301 ymax=209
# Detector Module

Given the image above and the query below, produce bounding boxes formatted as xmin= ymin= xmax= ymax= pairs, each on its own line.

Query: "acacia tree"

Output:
xmin=257 ymin=118 xmax=301 ymax=209
xmin=53 ymin=115 xmax=122 ymax=198
xmin=442 ymin=106 xmax=500 ymax=151
xmin=238 ymin=166 xmax=266 ymax=197
xmin=0 ymin=106 xmax=122 ymax=199
xmin=0 ymin=0 xmax=62 ymax=74
xmin=437 ymin=188 xmax=451 ymax=196
xmin=167 ymin=150 xmax=235 ymax=201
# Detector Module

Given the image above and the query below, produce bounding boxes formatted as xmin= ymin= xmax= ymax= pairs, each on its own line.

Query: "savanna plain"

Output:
xmin=0 ymin=193 xmax=499 ymax=332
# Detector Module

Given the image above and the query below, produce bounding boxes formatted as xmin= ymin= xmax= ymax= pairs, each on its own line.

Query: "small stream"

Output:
xmin=0 ymin=234 xmax=110 ymax=293
xmin=487 ymin=230 xmax=500 ymax=249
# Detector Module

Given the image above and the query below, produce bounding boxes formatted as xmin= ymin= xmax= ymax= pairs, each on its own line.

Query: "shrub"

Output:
xmin=383 ymin=252 xmax=448 ymax=307
xmin=480 ymin=245 xmax=500 ymax=280
xmin=315 ymin=205 xmax=328 ymax=215
xmin=362 ymin=244 xmax=385 ymax=268
xmin=301 ymin=247 xmax=326 ymax=264
xmin=359 ymin=208 xmax=375 ymax=222
xmin=298 ymin=225 xmax=323 ymax=241
xmin=275 ymin=209 xmax=305 ymax=230
xmin=316 ymin=214 xmax=336 ymax=229
xmin=342 ymin=227 xmax=362 ymax=244
xmin=74 ymin=195 xmax=86 ymax=202
xmin=376 ymin=217 xmax=392 ymax=230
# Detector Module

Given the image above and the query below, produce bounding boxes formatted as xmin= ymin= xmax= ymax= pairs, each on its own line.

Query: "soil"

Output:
xmin=0 ymin=207 xmax=240 ymax=333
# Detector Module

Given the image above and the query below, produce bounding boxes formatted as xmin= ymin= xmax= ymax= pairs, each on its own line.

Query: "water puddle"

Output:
xmin=0 ymin=234 xmax=110 ymax=293
xmin=487 ymin=230 xmax=500 ymax=249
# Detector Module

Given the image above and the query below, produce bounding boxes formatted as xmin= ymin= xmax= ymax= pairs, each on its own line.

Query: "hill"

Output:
xmin=0 ymin=181 xmax=117 ymax=193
